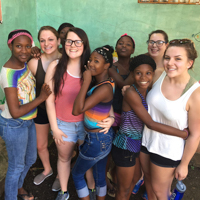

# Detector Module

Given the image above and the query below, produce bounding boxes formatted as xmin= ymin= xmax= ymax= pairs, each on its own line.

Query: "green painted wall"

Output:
xmin=0 ymin=0 xmax=37 ymax=103
xmin=0 ymin=0 xmax=200 ymax=102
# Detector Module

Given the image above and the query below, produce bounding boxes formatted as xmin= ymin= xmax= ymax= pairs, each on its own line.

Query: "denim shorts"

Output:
xmin=141 ymin=146 xmax=181 ymax=168
xmin=55 ymin=118 xmax=85 ymax=143
xmin=111 ymin=144 xmax=139 ymax=167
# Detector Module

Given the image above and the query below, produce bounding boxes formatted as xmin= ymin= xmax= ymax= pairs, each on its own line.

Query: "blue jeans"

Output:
xmin=0 ymin=114 xmax=37 ymax=200
xmin=72 ymin=128 xmax=114 ymax=198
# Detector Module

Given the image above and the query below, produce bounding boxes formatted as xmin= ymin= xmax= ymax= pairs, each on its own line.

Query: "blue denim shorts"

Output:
xmin=55 ymin=118 xmax=85 ymax=143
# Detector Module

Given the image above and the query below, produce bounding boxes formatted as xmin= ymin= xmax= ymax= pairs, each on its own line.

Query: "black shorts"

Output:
xmin=34 ymin=106 xmax=49 ymax=124
xmin=111 ymin=144 xmax=139 ymax=167
xmin=141 ymin=146 xmax=181 ymax=168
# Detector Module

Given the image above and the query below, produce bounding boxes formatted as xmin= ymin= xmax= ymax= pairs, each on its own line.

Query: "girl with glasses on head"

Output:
xmin=141 ymin=39 xmax=200 ymax=200
xmin=28 ymin=26 xmax=62 ymax=190
xmin=45 ymin=28 xmax=114 ymax=200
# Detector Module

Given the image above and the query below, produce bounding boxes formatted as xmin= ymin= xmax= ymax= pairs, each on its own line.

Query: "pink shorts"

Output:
xmin=112 ymin=112 xmax=121 ymax=127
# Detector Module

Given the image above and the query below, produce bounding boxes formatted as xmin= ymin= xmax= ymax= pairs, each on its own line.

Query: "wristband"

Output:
xmin=183 ymin=128 xmax=189 ymax=140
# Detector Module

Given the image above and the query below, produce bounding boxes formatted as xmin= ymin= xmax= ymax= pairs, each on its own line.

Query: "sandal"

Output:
xmin=17 ymin=192 xmax=34 ymax=200
xmin=107 ymin=187 xmax=116 ymax=198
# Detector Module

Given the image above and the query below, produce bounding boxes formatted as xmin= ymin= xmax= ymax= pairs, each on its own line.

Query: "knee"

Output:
xmin=37 ymin=142 xmax=48 ymax=152
xmin=116 ymin=186 xmax=130 ymax=199
xmin=151 ymin=184 xmax=165 ymax=198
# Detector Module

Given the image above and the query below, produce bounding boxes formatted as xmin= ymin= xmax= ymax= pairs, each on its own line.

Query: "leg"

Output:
xmin=72 ymin=154 xmax=96 ymax=199
xmin=93 ymin=155 xmax=108 ymax=200
xmin=56 ymin=141 xmax=75 ymax=192
xmin=3 ymin=119 xmax=36 ymax=200
xmin=35 ymin=123 xmax=51 ymax=175
xmin=150 ymin=162 xmax=175 ymax=200
xmin=18 ymin=121 xmax=37 ymax=189
xmin=115 ymin=164 xmax=136 ymax=200
xmin=127 ymin=157 xmax=142 ymax=197
xmin=140 ymin=152 xmax=157 ymax=200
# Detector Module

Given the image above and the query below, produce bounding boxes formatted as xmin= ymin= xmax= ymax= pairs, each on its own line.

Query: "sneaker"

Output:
xmin=89 ymin=188 xmax=96 ymax=200
xmin=132 ymin=179 xmax=144 ymax=194
xmin=55 ymin=191 xmax=69 ymax=200
xmin=142 ymin=191 xmax=148 ymax=200
xmin=52 ymin=178 xmax=61 ymax=192
xmin=33 ymin=169 xmax=53 ymax=185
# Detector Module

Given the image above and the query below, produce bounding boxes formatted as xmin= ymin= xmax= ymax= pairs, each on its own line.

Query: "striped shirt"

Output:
xmin=84 ymin=79 xmax=115 ymax=130
xmin=113 ymin=84 xmax=148 ymax=153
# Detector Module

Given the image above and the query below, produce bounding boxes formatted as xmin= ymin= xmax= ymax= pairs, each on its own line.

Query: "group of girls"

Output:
xmin=0 ymin=24 xmax=200 ymax=200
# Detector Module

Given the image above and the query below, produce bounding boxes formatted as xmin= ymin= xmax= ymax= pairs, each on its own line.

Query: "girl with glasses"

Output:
xmin=45 ymin=28 xmax=114 ymax=200
xmin=141 ymin=39 xmax=200 ymax=200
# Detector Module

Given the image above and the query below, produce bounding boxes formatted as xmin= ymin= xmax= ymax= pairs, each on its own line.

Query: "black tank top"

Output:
xmin=35 ymin=59 xmax=46 ymax=110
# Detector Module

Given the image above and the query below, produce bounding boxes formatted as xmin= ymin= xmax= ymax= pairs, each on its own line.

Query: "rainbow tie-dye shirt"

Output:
xmin=0 ymin=63 xmax=37 ymax=120
xmin=84 ymin=79 xmax=115 ymax=130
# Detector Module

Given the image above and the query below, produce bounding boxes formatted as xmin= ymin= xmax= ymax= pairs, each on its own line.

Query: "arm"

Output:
xmin=124 ymin=87 xmax=188 ymax=139
xmin=5 ymin=83 xmax=51 ymax=119
xmin=109 ymin=67 xmax=133 ymax=89
xmin=97 ymin=106 xmax=115 ymax=133
xmin=28 ymin=58 xmax=38 ymax=76
xmin=73 ymin=70 xmax=113 ymax=116
xmin=45 ymin=61 xmax=67 ymax=145
xmin=175 ymin=88 xmax=200 ymax=180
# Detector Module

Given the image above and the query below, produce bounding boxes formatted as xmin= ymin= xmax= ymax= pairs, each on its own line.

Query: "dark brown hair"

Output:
xmin=53 ymin=27 xmax=91 ymax=97
xmin=148 ymin=30 xmax=168 ymax=43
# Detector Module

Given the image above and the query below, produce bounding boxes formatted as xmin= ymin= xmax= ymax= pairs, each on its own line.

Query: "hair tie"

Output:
xmin=120 ymin=33 xmax=135 ymax=47
xmin=7 ymin=29 xmax=33 ymax=45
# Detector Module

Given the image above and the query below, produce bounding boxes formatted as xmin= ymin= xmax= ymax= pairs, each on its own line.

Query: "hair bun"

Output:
xmin=103 ymin=45 xmax=114 ymax=54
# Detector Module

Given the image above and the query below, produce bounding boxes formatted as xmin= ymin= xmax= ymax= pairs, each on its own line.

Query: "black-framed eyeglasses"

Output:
xmin=147 ymin=40 xmax=166 ymax=47
xmin=169 ymin=39 xmax=191 ymax=45
xmin=65 ymin=39 xmax=83 ymax=47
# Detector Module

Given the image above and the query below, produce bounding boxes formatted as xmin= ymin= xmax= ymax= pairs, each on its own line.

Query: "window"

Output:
xmin=138 ymin=0 xmax=200 ymax=4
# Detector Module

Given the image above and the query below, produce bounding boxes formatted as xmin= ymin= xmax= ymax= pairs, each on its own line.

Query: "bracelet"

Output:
xmin=110 ymin=116 xmax=115 ymax=120
xmin=183 ymin=128 xmax=189 ymax=140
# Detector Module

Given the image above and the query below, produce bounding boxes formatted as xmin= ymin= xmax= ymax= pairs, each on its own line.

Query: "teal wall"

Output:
xmin=0 ymin=0 xmax=200 ymax=102
xmin=0 ymin=0 xmax=37 ymax=103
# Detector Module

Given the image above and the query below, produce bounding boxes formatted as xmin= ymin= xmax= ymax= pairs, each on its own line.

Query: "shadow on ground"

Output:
xmin=1 ymin=142 xmax=200 ymax=200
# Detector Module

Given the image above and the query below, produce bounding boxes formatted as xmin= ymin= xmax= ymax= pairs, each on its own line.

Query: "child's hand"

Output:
xmin=83 ymin=64 xmax=92 ymax=82
xmin=31 ymin=46 xmax=41 ymax=59
xmin=122 ymin=85 xmax=131 ymax=96
xmin=39 ymin=83 xmax=52 ymax=101
xmin=97 ymin=116 xmax=115 ymax=134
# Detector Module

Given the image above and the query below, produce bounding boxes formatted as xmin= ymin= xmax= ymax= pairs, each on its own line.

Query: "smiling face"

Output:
xmin=39 ymin=30 xmax=59 ymax=54
xmin=88 ymin=51 xmax=109 ymax=76
xmin=163 ymin=46 xmax=193 ymax=78
xmin=65 ymin=31 xmax=84 ymax=60
xmin=148 ymin=33 xmax=167 ymax=59
xmin=132 ymin=64 xmax=154 ymax=89
xmin=116 ymin=36 xmax=134 ymax=57
xmin=9 ymin=35 xmax=32 ymax=63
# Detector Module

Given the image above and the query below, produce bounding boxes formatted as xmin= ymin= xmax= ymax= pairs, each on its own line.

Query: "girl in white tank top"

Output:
xmin=140 ymin=39 xmax=200 ymax=200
